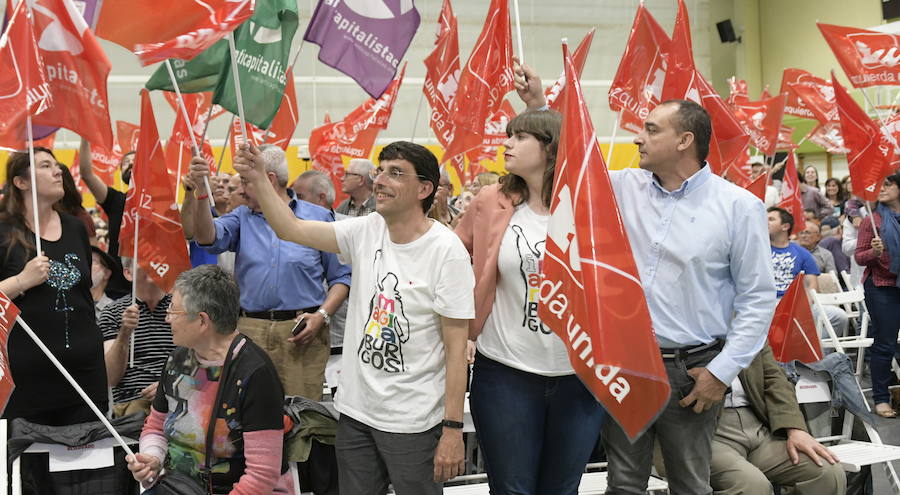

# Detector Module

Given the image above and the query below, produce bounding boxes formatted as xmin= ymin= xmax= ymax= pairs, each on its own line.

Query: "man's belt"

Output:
xmin=240 ymin=307 xmax=318 ymax=321
xmin=659 ymin=339 xmax=724 ymax=360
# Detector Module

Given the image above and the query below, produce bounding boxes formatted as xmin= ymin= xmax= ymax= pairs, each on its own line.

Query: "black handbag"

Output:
xmin=154 ymin=335 xmax=244 ymax=495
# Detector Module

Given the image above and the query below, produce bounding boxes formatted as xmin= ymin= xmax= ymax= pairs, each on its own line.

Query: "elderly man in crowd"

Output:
xmin=797 ymin=222 xmax=837 ymax=276
xmin=182 ymin=145 xmax=351 ymax=401
xmin=293 ymin=169 xmax=338 ymax=215
xmin=336 ymin=158 xmax=376 ymax=217
xmin=100 ymin=257 xmax=175 ymax=417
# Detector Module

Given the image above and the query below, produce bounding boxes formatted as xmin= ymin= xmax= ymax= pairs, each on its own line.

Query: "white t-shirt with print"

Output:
xmin=333 ymin=213 xmax=476 ymax=433
xmin=477 ymin=204 xmax=573 ymax=375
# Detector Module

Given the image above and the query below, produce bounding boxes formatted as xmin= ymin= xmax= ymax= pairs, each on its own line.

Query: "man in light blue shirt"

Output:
xmin=601 ymin=100 xmax=777 ymax=494
xmin=183 ymin=146 xmax=351 ymax=401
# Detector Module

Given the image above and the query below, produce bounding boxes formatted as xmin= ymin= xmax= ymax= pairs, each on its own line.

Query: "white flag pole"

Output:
xmin=15 ymin=315 xmax=136 ymax=457
xmin=217 ymin=116 xmax=235 ymax=174
xmin=164 ymin=60 xmax=215 ymax=207
xmin=606 ymin=109 xmax=621 ymax=166
xmin=512 ymin=0 xmax=525 ymax=63
xmin=130 ymin=211 xmax=139 ymax=367
xmin=410 ymin=89 xmax=426 ymax=143
xmin=25 ymin=116 xmax=42 ymax=255
xmin=226 ymin=32 xmax=249 ymax=146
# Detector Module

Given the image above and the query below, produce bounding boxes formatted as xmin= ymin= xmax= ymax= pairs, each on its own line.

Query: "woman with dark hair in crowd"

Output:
xmin=824 ymin=177 xmax=848 ymax=218
xmin=454 ymin=63 xmax=605 ymax=494
xmin=56 ymin=163 xmax=97 ymax=245
xmin=855 ymin=173 xmax=900 ymax=418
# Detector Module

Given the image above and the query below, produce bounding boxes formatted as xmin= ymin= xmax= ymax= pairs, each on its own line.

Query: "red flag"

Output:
xmin=777 ymin=152 xmax=807 ymax=235
xmin=423 ymin=0 xmax=464 ymax=178
xmin=96 ymin=0 xmax=254 ymax=66
xmin=760 ymin=85 xmax=772 ymax=100
xmin=228 ymin=116 xmax=264 ymax=167
xmin=119 ymin=90 xmax=190 ymax=293
xmin=777 ymin=125 xmax=798 ymax=151
xmin=788 ymin=82 xmax=837 ymax=125
xmin=726 ymin=76 xmax=749 ymax=108
xmin=545 ymin=28 xmax=596 ymax=111
xmin=661 ymin=0 xmax=749 ymax=176
xmin=264 ymin=68 xmax=298 ymax=150
xmin=72 ymin=144 xmax=120 ymax=187
xmin=0 ymin=0 xmax=52 ymax=149
xmin=742 ymin=171 xmax=767 ymax=202
xmin=465 ymin=99 xmax=516 ymax=164
xmin=0 ymin=290 xmax=19 ymax=416
xmin=768 ymin=274 xmax=823 ymax=363
xmin=732 ymin=94 xmax=787 ymax=156
xmin=833 ymin=73 xmax=897 ymax=201
xmin=608 ymin=3 xmax=670 ymax=134
xmin=781 ymin=69 xmax=821 ymax=119
xmin=805 ymin=121 xmax=847 ymax=154
xmin=116 ymin=121 xmax=141 ymax=153
xmin=818 ymin=23 xmax=900 ymax=88
xmin=26 ymin=0 xmax=114 ymax=149
xmin=539 ymin=41 xmax=669 ymax=440
xmin=442 ymin=0 xmax=513 ymax=164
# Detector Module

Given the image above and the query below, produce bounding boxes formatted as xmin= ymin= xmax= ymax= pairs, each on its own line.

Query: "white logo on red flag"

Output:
xmin=819 ymin=23 xmax=900 ymax=87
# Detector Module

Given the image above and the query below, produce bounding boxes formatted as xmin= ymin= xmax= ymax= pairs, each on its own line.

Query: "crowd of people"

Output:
xmin=0 ymin=60 xmax=899 ymax=495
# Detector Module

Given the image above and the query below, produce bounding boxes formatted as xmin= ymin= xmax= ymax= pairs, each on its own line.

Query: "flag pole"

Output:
xmin=606 ymin=109 xmax=621 ymax=166
xmin=15 ymin=314 xmax=136 ymax=458
xmin=164 ymin=60 xmax=216 ymax=207
xmin=226 ymin=32 xmax=249 ymax=146
xmin=130 ymin=212 xmax=139 ymax=367
xmin=866 ymin=201 xmax=881 ymax=240
xmin=217 ymin=116 xmax=235 ymax=174
xmin=198 ymin=103 xmax=215 ymax=145
xmin=513 ymin=0 xmax=525 ymax=63
xmin=25 ymin=116 xmax=42 ymax=255
xmin=410 ymin=89 xmax=426 ymax=143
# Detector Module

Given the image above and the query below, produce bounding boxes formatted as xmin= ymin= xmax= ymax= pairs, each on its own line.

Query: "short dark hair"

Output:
xmin=885 ymin=173 xmax=900 ymax=190
xmin=378 ymin=141 xmax=439 ymax=213
xmin=767 ymin=206 xmax=794 ymax=236
xmin=660 ymin=99 xmax=712 ymax=163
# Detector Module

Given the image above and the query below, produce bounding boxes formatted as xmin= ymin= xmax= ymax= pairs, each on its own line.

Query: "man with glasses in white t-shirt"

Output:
xmin=234 ymin=140 xmax=475 ymax=495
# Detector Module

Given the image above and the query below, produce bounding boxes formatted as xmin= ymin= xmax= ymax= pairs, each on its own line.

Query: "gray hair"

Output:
xmin=120 ymin=256 xmax=135 ymax=272
xmin=298 ymin=170 xmax=335 ymax=206
xmin=348 ymin=158 xmax=375 ymax=187
xmin=174 ymin=265 xmax=240 ymax=335
xmin=259 ymin=144 xmax=289 ymax=188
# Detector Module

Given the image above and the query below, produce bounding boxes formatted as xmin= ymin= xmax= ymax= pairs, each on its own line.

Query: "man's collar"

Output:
xmin=650 ymin=162 xmax=711 ymax=196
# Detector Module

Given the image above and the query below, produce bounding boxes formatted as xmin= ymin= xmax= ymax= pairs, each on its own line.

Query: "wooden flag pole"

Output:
xmin=15 ymin=314 xmax=137 ymax=458
xmin=164 ymin=60 xmax=216 ymax=207
xmin=25 ymin=116 xmax=42 ymax=255
xmin=606 ymin=109 xmax=622 ymax=166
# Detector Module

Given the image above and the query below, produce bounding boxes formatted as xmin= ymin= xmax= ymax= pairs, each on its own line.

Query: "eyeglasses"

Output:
xmin=165 ymin=308 xmax=190 ymax=318
xmin=342 ymin=173 xmax=363 ymax=180
xmin=369 ymin=167 xmax=428 ymax=182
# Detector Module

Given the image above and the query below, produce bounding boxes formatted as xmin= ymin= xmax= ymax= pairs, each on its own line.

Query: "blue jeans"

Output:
xmin=469 ymin=352 xmax=606 ymax=495
xmin=863 ymin=278 xmax=900 ymax=405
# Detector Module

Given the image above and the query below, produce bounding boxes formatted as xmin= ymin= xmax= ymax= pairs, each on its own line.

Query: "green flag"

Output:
xmin=144 ymin=40 xmax=229 ymax=93
xmin=213 ymin=0 xmax=298 ymax=129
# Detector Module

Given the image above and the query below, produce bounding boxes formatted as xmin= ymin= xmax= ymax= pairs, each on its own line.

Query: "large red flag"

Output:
xmin=778 ymin=152 xmax=807 ymax=235
xmin=265 ymin=68 xmax=298 ymax=150
xmin=833 ymin=73 xmax=897 ymax=202
xmin=72 ymin=144 xmax=120 ymax=187
xmin=442 ymin=0 xmax=513 ymax=164
xmin=0 ymin=290 xmax=19 ymax=416
xmin=608 ymin=3 xmax=670 ymax=134
xmin=805 ymin=121 xmax=847 ymax=154
xmin=119 ymin=90 xmax=191 ymax=293
xmin=465 ymin=99 xmax=516 ymax=164
xmin=768 ymin=274 xmax=823 ymax=364
xmin=732 ymin=94 xmax=787 ymax=156
xmin=788 ymin=82 xmax=837 ymax=125
xmin=818 ymin=23 xmax=900 ymax=88
xmin=116 ymin=121 xmax=141 ymax=153
xmin=27 ymin=0 xmax=113 ymax=149
xmin=545 ymin=28 xmax=596 ymax=111
xmin=96 ymin=0 xmax=254 ymax=66
xmin=781 ymin=69 xmax=833 ymax=121
xmin=423 ymin=0 xmax=464 ymax=178
xmin=539 ymin=41 xmax=669 ymax=440
xmin=0 ymin=0 xmax=52 ymax=149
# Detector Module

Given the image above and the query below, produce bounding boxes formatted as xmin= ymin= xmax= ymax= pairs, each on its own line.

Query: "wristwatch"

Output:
xmin=441 ymin=419 xmax=464 ymax=430
xmin=316 ymin=308 xmax=331 ymax=325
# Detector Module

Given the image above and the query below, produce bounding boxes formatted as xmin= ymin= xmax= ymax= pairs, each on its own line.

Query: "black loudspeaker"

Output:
xmin=883 ymin=0 xmax=900 ymax=20
xmin=716 ymin=19 xmax=741 ymax=43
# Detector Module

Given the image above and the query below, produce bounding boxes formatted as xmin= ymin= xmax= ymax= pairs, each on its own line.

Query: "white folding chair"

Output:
xmin=795 ymin=366 xmax=900 ymax=493
xmin=819 ymin=271 xmax=842 ymax=294
xmin=841 ymin=270 xmax=862 ymax=292
xmin=810 ymin=289 xmax=873 ymax=376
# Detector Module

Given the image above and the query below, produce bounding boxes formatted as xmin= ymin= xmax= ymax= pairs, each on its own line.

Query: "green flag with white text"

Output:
xmin=213 ymin=0 xmax=298 ymax=129
xmin=144 ymin=40 xmax=228 ymax=93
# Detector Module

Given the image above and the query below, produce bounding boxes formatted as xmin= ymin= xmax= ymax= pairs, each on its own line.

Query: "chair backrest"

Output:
xmin=819 ymin=271 xmax=841 ymax=294
xmin=811 ymin=288 xmax=865 ymax=307
xmin=840 ymin=270 xmax=860 ymax=290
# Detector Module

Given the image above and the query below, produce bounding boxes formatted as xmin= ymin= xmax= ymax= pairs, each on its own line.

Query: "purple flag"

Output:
xmin=303 ymin=0 xmax=420 ymax=98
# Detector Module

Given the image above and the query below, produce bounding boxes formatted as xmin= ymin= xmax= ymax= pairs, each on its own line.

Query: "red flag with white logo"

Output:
xmin=465 ymin=99 xmax=516 ymax=164
xmin=72 ymin=144 xmax=120 ymax=187
xmin=265 ymin=68 xmax=298 ymax=150
xmin=768 ymin=274 xmax=823 ymax=364
xmin=119 ymin=90 xmax=190 ymax=293
xmin=423 ymin=0 xmax=463 ymax=178
xmin=116 ymin=121 xmax=141 ymax=153
xmin=780 ymin=68 xmax=823 ymax=119
xmin=0 ymin=0 xmax=52 ymax=149
xmin=818 ymin=23 xmax=900 ymax=88
xmin=787 ymin=82 xmax=837 ymax=125
xmin=0 ymin=290 xmax=18 ymax=416
xmin=228 ymin=115 xmax=264 ymax=166
xmin=545 ymin=28 xmax=595 ymax=111
xmin=609 ymin=3 xmax=670 ymax=134
xmin=442 ymin=0 xmax=513 ymax=164
xmin=777 ymin=125 xmax=797 ymax=151
xmin=726 ymin=77 xmax=749 ymax=108
xmin=778 ymin=152 xmax=807 ymax=235
xmin=833 ymin=73 xmax=897 ymax=202
xmin=732 ymin=94 xmax=787 ymax=156
xmin=805 ymin=121 xmax=847 ymax=154
xmin=539 ymin=41 xmax=669 ymax=441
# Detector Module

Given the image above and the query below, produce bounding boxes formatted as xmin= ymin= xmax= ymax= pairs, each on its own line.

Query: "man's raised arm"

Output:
xmin=78 ymin=138 xmax=109 ymax=203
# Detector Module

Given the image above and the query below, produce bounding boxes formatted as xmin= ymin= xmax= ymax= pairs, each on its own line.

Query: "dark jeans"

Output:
xmin=335 ymin=414 xmax=442 ymax=495
xmin=863 ymin=278 xmax=900 ymax=405
xmin=602 ymin=344 xmax=723 ymax=495
xmin=469 ymin=352 xmax=606 ymax=495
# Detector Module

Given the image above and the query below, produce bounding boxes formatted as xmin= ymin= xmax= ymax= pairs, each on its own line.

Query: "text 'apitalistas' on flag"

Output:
xmin=304 ymin=0 xmax=419 ymax=98
xmin=538 ymin=41 xmax=669 ymax=441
